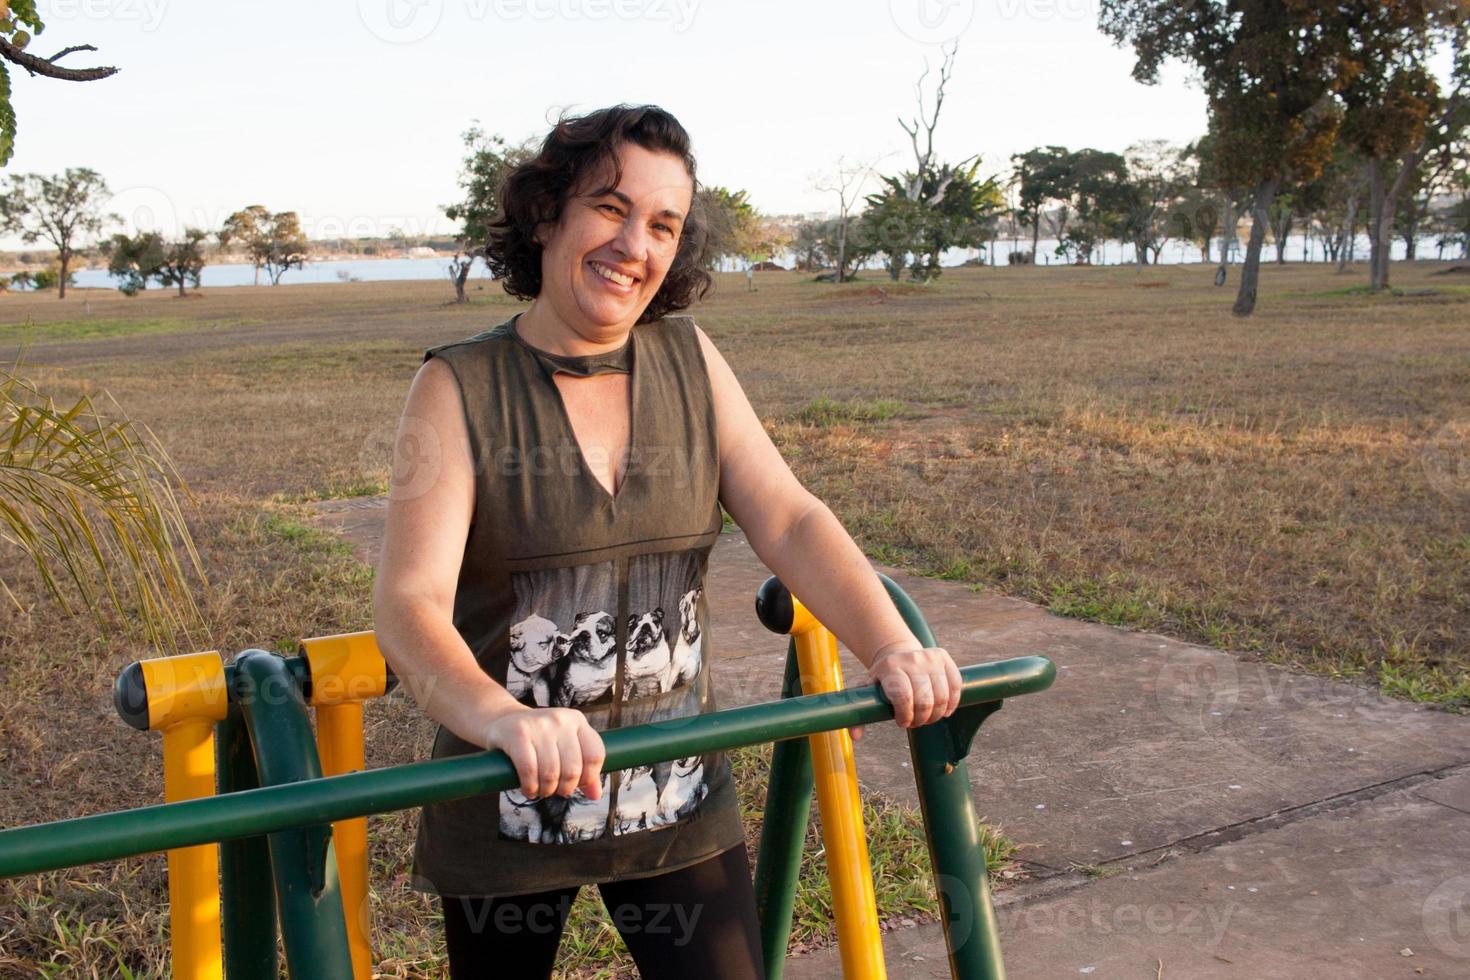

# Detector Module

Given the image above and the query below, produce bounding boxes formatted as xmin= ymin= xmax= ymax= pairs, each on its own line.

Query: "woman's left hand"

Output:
xmin=850 ymin=644 xmax=962 ymax=742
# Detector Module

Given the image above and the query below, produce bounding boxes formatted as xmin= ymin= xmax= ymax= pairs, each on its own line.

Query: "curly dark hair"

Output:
xmin=485 ymin=104 xmax=714 ymax=325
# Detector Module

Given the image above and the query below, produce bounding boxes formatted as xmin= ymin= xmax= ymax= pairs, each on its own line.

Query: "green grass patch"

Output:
xmin=0 ymin=316 xmax=262 ymax=344
xmin=275 ymin=480 xmax=389 ymax=503
xmin=1045 ymin=575 xmax=1168 ymax=629
xmin=796 ymin=397 xmax=906 ymax=426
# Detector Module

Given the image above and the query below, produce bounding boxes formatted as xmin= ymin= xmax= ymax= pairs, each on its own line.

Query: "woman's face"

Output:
xmin=535 ymin=141 xmax=693 ymax=338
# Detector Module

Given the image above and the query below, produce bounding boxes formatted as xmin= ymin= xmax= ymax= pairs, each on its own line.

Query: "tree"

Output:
xmin=220 ymin=205 xmax=270 ymax=286
xmin=699 ymin=186 xmax=761 ymax=268
xmin=0 ymin=2 xmax=119 ymax=166
xmin=154 ymin=229 xmax=210 ymax=297
xmin=1120 ymin=142 xmax=1187 ymax=266
xmin=1011 ymin=146 xmax=1073 ymax=263
xmin=1339 ymin=1 xmax=1468 ymax=290
xmin=858 ymin=189 xmax=929 ymax=281
xmin=104 ymin=230 xmax=166 ymax=296
xmin=260 ymin=212 xmax=308 ymax=285
xmin=813 ymin=155 xmax=882 ymax=284
xmin=1102 ymin=2 xmax=1354 ymax=315
xmin=443 ymin=125 xmax=533 ymax=302
xmin=788 ymin=218 xmax=829 ymax=272
xmin=0 ymin=168 xmax=116 ymax=300
xmin=221 ymin=207 xmax=307 ymax=286
xmin=1052 ymin=149 xmax=1129 ymax=264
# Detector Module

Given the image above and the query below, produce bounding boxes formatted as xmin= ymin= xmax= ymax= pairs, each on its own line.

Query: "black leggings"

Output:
xmin=440 ymin=841 xmax=765 ymax=979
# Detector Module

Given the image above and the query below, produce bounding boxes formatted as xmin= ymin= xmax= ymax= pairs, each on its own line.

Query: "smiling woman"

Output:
xmin=372 ymin=103 xmax=961 ymax=980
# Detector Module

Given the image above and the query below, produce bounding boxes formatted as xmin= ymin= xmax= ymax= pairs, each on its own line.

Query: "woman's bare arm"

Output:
xmin=371 ymin=357 xmax=514 ymax=743
xmin=371 ymin=357 xmax=605 ymax=798
xmin=694 ymin=324 xmax=961 ymax=728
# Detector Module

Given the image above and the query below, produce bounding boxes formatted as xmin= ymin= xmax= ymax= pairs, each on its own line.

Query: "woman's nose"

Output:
xmin=610 ymin=217 xmax=650 ymax=262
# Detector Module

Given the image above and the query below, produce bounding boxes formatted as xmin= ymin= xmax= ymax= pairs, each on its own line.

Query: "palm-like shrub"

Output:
xmin=0 ymin=358 xmax=207 ymax=652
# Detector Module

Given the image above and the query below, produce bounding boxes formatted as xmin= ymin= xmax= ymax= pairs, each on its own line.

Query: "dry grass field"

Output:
xmin=0 ymin=260 xmax=1466 ymax=975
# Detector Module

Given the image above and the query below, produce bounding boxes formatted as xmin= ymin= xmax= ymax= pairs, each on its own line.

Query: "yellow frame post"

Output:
xmin=300 ymin=630 xmax=391 ymax=980
xmin=131 ymin=651 xmax=229 ymax=980
xmin=787 ymin=597 xmax=887 ymax=980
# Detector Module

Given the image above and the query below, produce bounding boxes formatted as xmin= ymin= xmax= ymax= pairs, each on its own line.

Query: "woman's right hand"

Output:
xmin=482 ymin=704 xmax=607 ymax=800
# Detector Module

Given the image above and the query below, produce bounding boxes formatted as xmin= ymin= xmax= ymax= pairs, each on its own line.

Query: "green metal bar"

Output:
xmin=216 ymin=704 xmax=278 ymax=980
xmin=879 ymin=573 xmax=1015 ymax=980
xmin=751 ymin=639 xmax=816 ymax=979
xmin=0 ymin=657 xmax=1053 ymax=879
xmin=232 ymin=650 xmax=354 ymax=980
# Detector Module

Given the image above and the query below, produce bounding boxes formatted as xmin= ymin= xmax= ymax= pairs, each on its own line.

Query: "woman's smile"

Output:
xmin=587 ymin=258 xmax=640 ymax=292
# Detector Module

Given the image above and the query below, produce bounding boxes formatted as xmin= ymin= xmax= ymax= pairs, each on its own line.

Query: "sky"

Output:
xmin=1 ymin=0 xmax=1210 ymax=248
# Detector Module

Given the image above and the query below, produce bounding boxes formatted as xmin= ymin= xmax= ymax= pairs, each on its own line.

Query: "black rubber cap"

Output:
xmin=383 ymin=663 xmax=400 ymax=695
xmin=113 ymin=662 xmax=150 ymax=731
xmin=755 ymin=575 xmax=795 ymax=635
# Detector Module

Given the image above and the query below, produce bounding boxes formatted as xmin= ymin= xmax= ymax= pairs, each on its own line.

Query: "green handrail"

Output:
xmin=0 ymin=656 xmax=1054 ymax=880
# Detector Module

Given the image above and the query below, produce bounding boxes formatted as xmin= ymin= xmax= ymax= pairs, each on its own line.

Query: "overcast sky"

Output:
xmin=2 ymin=0 xmax=1210 ymax=248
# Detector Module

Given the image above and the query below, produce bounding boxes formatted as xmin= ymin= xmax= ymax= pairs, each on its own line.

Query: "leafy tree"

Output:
xmin=221 ymin=207 xmax=307 ymax=286
xmin=1011 ymin=145 xmax=1073 ymax=263
xmin=0 ymin=2 xmax=118 ymax=166
xmin=1054 ymin=149 xmax=1129 ymax=264
xmin=0 ymin=168 xmax=116 ymax=300
xmin=858 ymin=189 xmax=929 ymax=281
xmin=699 ymin=186 xmax=761 ymax=268
xmin=28 ymin=262 xmax=72 ymax=292
xmin=443 ymin=125 xmax=533 ymax=302
xmin=219 ymin=205 xmax=270 ymax=286
xmin=155 ymin=229 xmax=210 ymax=296
xmin=1102 ymin=1 xmax=1354 ymax=315
xmin=788 ymin=218 xmax=829 ymax=272
xmin=1339 ymin=0 xmax=1468 ymax=289
xmin=104 ymin=230 xmax=166 ymax=296
xmin=1120 ymin=141 xmax=1188 ymax=265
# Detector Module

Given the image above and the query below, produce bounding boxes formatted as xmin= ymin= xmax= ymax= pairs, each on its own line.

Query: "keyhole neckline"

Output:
xmin=508 ymin=311 xmax=633 ymax=378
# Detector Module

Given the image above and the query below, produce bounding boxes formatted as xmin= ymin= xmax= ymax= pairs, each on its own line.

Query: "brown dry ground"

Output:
xmin=0 ymin=261 xmax=1466 ymax=976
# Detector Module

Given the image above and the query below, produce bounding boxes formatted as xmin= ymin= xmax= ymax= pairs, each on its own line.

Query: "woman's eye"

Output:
xmin=598 ymin=203 xmax=622 ymax=216
xmin=654 ymin=223 xmax=673 ymax=235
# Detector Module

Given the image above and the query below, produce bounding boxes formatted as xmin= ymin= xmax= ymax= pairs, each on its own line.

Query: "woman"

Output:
xmin=372 ymin=103 xmax=963 ymax=979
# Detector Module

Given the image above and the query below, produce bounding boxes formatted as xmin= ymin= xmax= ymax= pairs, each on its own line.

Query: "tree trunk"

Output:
xmin=1030 ymin=212 xmax=1040 ymax=264
xmin=178 ymin=277 xmax=186 ymax=298
xmin=453 ymin=261 xmax=470 ymax=303
xmin=1232 ymin=175 xmax=1280 ymax=317
xmin=1272 ymin=211 xmax=1293 ymax=264
xmin=836 ymin=217 xmax=848 ymax=284
xmin=1369 ymin=146 xmax=1427 ymax=291
xmin=1336 ymin=193 xmax=1359 ymax=274
xmin=1214 ymin=194 xmax=1234 ymax=284
xmin=58 ymin=248 xmax=70 ymax=299
xmin=1367 ymin=158 xmax=1389 ymax=289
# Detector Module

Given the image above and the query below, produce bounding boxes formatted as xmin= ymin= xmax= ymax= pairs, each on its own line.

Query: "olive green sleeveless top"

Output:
xmin=410 ymin=311 xmax=745 ymax=898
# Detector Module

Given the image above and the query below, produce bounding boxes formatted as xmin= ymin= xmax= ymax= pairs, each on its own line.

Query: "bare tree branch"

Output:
xmin=0 ymin=37 xmax=118 ymax=82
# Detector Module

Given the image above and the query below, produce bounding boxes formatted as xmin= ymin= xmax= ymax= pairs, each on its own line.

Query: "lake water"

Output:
xmin=65 ymin=233 xmax=1453 ymax=291
xmin=71 ymin=256 xmax=498 ymax=289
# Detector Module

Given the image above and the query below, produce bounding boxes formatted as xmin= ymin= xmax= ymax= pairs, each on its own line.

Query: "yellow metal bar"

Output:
xmin=315 ymin=701 xmax=370 ymax=979
xmin=161 ymin=720 xmax=223 ymax=980
xmin=301 ymin=630 xmax=388 ymax=980
xmin=790 ymin=601 xmax=887 ymax=980
xmin=144 ymin=650 xmax=229 ymax=980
